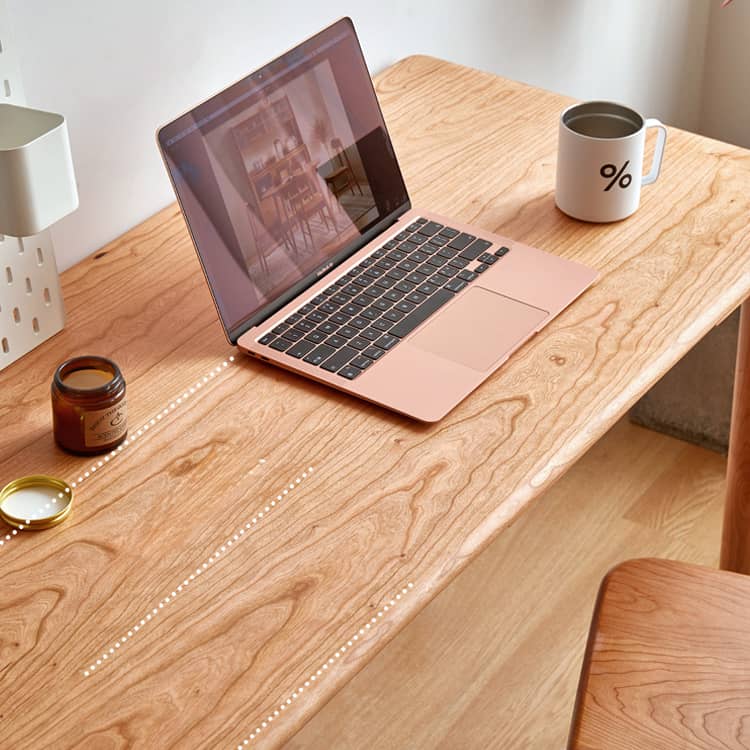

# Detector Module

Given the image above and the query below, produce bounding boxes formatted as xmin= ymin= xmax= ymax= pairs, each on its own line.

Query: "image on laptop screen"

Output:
xmin=158 ymin=18 xmax=409 ymax=341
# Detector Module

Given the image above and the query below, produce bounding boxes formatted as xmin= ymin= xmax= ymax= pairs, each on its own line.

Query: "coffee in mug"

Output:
xmin=555 ymin=101 xmax=667 ymax=222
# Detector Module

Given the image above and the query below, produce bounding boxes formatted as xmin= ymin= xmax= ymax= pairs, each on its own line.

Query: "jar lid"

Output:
xmin=0 ymin=475 xmax=73 ymax=530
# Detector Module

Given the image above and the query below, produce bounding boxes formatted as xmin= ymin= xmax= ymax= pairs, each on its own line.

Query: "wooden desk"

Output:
xmin=2 ymin=56 xmax=749 ymax=749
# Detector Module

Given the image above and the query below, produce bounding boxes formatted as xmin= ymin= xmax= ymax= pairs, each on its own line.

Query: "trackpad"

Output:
xmin=411 ymin=287 xmax=548 ymax=372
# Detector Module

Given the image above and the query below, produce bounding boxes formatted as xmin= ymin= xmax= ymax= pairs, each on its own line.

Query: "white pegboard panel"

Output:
xmin=0 ymin=0 xmax=66 ymax=371
xmin=0 ymin=232 xmax=65 ymax=364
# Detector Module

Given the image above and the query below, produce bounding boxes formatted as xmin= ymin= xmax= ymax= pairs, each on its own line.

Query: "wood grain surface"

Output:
xmin=287 ymin=418 xmax=728 ymax=750
xmin=568 ymin=558 xmax=750 ymax=750
xmin=1 ymin=54 xmax=750 ymax=749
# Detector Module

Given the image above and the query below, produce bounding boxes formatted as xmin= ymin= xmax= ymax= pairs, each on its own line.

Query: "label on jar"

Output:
xmin=84 ymin=398 xmax=127 ymax=447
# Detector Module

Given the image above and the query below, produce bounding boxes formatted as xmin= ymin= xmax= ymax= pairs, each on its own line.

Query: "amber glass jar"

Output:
xmin=52 ymin=356 xmax=127 ymax=454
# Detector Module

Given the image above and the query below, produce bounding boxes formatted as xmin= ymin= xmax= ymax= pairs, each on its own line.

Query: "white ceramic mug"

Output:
xmin=555 ymin=101 xmax=667 ymax=223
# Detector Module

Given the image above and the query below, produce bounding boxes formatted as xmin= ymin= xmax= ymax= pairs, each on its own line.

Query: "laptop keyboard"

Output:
xmin=257 ymin=218 xmax=510 ymax=380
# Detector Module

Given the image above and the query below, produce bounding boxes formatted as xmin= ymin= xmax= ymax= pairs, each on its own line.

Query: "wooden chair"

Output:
xmin=568 ymin=558 xmax=750 ymax=750
xmin=323 ymin=137 xmax=363 ymax=199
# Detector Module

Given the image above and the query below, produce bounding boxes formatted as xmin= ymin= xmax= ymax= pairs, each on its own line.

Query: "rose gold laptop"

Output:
xmin=157 ymin=18 xmax=597 ymax=422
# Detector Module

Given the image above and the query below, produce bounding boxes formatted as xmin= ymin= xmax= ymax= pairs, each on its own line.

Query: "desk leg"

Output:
xmin=721 ymin=300 xmax=750 ymax=572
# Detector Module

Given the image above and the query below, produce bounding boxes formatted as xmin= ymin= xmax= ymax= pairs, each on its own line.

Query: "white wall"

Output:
xmin=4 ymin=0 xmax=712 ymax=270
xmin=699 ymin=0 xmax=750 ymax=149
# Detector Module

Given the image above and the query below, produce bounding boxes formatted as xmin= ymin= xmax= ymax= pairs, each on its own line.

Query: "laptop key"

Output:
xmin=361 ymin=327 xmax=381 ymax=341
xmin=350 ymin=316 xmax=369 ymax=329
xmin=374 ymin=334 xmax=400 ymax=350
xmin=270 ymin=337 xmax=292 ymax=352
xmin=475 ymin=263 xmax=489 ymax=273
xmin=405 ymin=291 xmax=426 ymax=305
xmin=360 ymin=257 xmax=375 ymax=267
xmin=415 ymin=217 xmax=428 ymax=224
xmin=287 ymin=339 xmax=316 ymax=359
xmin=383 ymin=239 xmax=399 ymax=250
xmin=351 ymin=355 xmax=374 ymax=370
xmin=259 ymin=333 xmax=274 ymax=345
xmin=449 ymin=257 xmax=470 ymax=269
xmin=390 ymin=288 xmax=455 ymax=338
xmin=319 ymin=321 xmax=338 ymax=335
xmin=439 ymin=226 xmax=460 ymax=238
xmin=437 ymin=247 xmax=456 ymax=259
xmin=394 ymin=280 xmax=415 ymax=294
xmin=448 ymin=233 xmax=476 ymax=251
xmin=386 ymin=267 xmax=407 ymax=281
xmin=438 ymin=266 xmax=458 ymax=278
xmin=282 ymin=328 xmax=304 ymax=342
xmin=383 ymin=289 xmax=404 ymax=303
xmin=321 ymin=346 xmax=358 ymax=372
xmin=338 ymin=365 xmax=362 ymax=380
xmin=428 ymin=274 xmax=446 ymax=287
xmin=362 ymin=286 xmax=382 ymax=299
xmin=363 ymin=345 xmax=386 ymax=360
xmin=341 ymin=284 xmax=361 ymax=296
xmin=341 ymin=303 xmax=360 ymax=316
xmin=338 ymin=325 xmax=358 ymax=339
xmin=398 ymin=240 xmax=419 ymax=253
xmin=330 ymin=312 xmax=351 ymax=326
xmin=322 ymin=285 xmax=338 ymax=296
xmin=386 ymin=250 xmax=406 ymax=262
xmin=444 ymin=278 xmax=468 ymax=293
xmin=372 ymin=298 xmax=392 ymax=311
xmin=361 ymin=308 xmax=380 ymax=321
xmin=417 ymin=282 xmax=438 ymax=296
xmin=375 ymin=277 xmax=396 ymax=290
xmin=352 ymin=295 xmax=371 ymax=307
xmin=372 ymin=319 xmax=391 ymax=332
xmin=375 ymin=258 xmax=395 ymax=270
xmin=495 ymin=246 xmax=510 ymax=257
xmin=307 ymin=310 xmax=327 ymax=323
xmin=319 ymin=301 xmax=338 ymax=314
xmin=406 ymin=222 xmax=422 ymax=232
xmin=352 ymin=276 xmax=370 ymax=287
xmin=305 ymin=330 xmax=327 ymax=344
xmin=311 ymin=294 xmax=326 ymax=305
xmin=284 ymin=313 xmax=302 ymax=325
xmin=427 ymin=256 xmax=445 ymax=268
xmin=395 ymin=300 xmax=416 ymax=313
xmin=478 ymin=252 xmax=498 ymax=265
xmin=398 ymin=259 xmax=418 ymax=272
xmin=411 ymin=251 xmax=428 ymax=263
xmin=331 ymin=293 xmax=350 ymax=305
xmin=299 ymin=303 xmax=315 ymax=315
xmin=459 ymin=239 xmax=493 ymax=260
xmin=395 ymin=231 xmax=410 ymax=241
xmin=405 ymin=272 xmax=426 ymax=285
xmin=295 ymin=319 xmax=315 ymax=332
xmin=429 ymin=235 xmax=449 ymax=247
xmin=364 ymin=267 xmax=384 ymax=279
xmin=409 ymin=233 xmax=428 ymax=245
xmin=383 ymin=309 xmax=405 ymax=323
xmin=271 ymin=324 xmax=289 ymax=335
xmin=349 ymin=336 xmax=370 ymax=350
xmin=418 ymin=221 xmax=443 ymax=236
xmin=372 ymin=248 xmax=387 ymax=258
xmin=303 ymin=343 xmax=336 ymax=365
xmin=326 ymin=334 xmax=347 ymax=348
xmin=457 ymin=269 xmax=478 ymax=282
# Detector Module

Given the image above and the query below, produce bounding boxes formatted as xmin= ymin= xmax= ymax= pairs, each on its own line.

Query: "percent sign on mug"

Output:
xmin=555 ymin=101 xmax=667 ymax=222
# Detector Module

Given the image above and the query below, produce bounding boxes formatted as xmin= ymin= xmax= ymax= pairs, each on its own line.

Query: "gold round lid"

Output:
xmin=0 ymin=475 xmax=73 ymax=530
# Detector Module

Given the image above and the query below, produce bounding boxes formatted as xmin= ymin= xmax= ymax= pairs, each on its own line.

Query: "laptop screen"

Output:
xmin=158 ymin=18 xmax=409 ymax=341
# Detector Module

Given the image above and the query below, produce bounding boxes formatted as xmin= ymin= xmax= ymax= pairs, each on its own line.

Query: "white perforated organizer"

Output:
xmin=0 ymin=1 xmax=67 ymax=370
xmin=1 ymin=232 xmax=65 ymax=366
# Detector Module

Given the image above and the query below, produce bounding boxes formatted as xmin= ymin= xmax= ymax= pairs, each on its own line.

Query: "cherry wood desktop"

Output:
xmin=2 ymin=56 xmax=750 ymax=749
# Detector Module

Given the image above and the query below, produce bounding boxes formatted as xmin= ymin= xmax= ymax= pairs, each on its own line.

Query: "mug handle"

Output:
xmin=642 ymin=118 xmax=667 ymax=186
